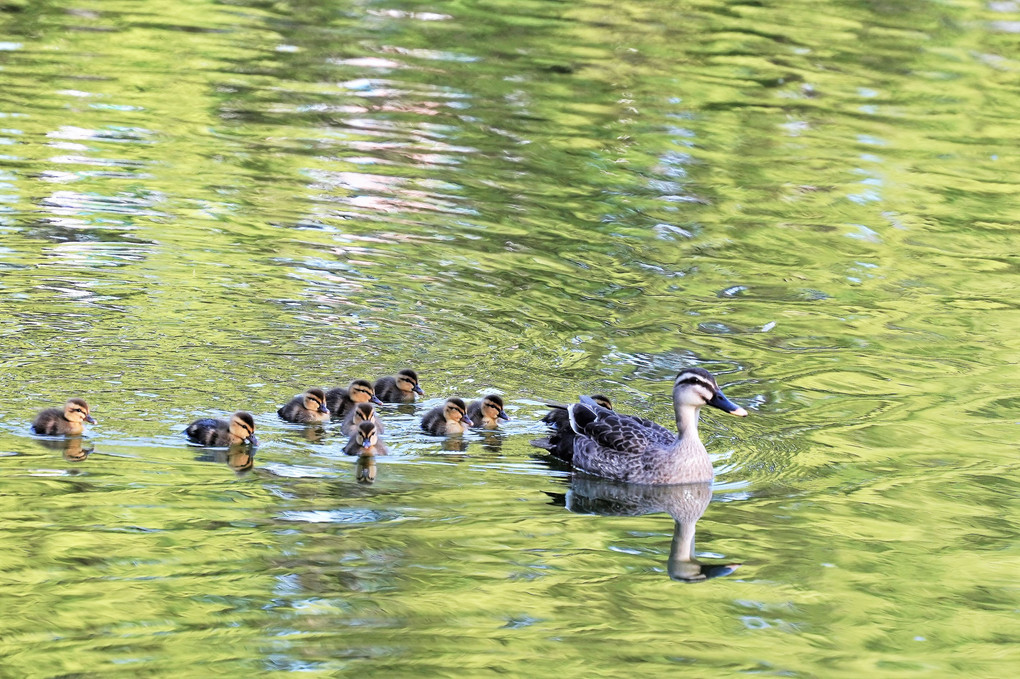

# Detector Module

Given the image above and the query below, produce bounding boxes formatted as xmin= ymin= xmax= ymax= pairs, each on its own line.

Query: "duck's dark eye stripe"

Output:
xmin=676 ymin=377 xmax=715 ymax=390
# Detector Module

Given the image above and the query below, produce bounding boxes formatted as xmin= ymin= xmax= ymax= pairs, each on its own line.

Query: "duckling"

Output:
xmin=325 ymin=379 xmax=382 ymax=417
xmin=344 ymin=420 xmax=388 ymax=457
xmin=420 ymin=397 xmax=473 ymax=436
xmin=342 ymin=401 xmax=384 ymax=436
xmin=185 ymin=411 xmax=259 ymax=447
xmin=278 ymin=388 xmax=330 ymax=423
xmin=533 ymin=368 xmax=747 ymax=485
xmin=540 ymin=393 xmax=612 ymax=430
xmin=31 ymin=398 xmax=97 ymax=436
xmin=466 ymin=394 xmax=510 ymax=429
xmin=374 ymin=368 xmax=424 ymax=403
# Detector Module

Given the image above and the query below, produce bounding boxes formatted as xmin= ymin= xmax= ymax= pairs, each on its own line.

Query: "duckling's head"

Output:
xmin=303 ymin=388 xmax=329 ymax=414
xmin=352 ymin=401 xmax=376 ymax=425
xmin=229 ymin=411 xmax=259 ymax=446
xmin=64 ymin=398 xmax=97 ymax=425
xmin=673 ymin=368 xmax=747 ymax=416
xmin=349 ymin=379 xmax=383 ymax=405
xmin=397 ymin=369 xmax=424 ymax=396
xmin=590 ymin=394 xmax=613 ymax=411
xmin=443 ymin=398 xmax=472 ymax=426
xmin=480 ymin=395 xmax=510 ymax=422
xmin=354 ymin=420 xmax=379 ymax=450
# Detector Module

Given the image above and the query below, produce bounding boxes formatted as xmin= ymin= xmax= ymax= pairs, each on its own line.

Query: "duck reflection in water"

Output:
xmin=194 ymin=446 xmax=255 ymax=473
xmin=554 ymin=475 xmax=740 ymax=582
xmin=36 ymin=436 xmax=94 ymax=462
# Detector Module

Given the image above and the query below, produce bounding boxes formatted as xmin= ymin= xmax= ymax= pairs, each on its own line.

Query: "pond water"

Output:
xmin=1 ymin=0 xmax=1018 ymax=675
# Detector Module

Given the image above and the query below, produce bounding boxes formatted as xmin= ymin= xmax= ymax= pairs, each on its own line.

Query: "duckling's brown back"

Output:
xmin=32 ymin=408 xmax=69 ymax=436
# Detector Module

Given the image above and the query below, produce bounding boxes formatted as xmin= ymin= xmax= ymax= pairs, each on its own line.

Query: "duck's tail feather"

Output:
xmin=567 ymin=403 xmax=597 ymax=434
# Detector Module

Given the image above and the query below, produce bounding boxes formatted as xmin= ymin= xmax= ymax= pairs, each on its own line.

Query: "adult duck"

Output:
xmin=540 ymin=368 xmax=746 ymax=485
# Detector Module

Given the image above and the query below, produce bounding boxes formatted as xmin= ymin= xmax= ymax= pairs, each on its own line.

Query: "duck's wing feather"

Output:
xmin=567 ymin=407 xmax=677 ymax=481
xmin=572 ymin=407 xmax=676 ymax=452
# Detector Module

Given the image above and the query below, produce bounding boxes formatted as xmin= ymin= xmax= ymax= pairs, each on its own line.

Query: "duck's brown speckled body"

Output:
xmin=535 ymin=368 xmax=746 ymax=485
xmin=374 ymin=369 xmax=424 ymax=403
xmin=278 ymin=388 xmax=330 ymax=423
xmin=31 ymin=398 xmax=97 ymax=436
xmin=466 ymin=395 xmax=510 ymax=429
xmin=326 ymin=379 xmax=382 ymax=417
xmin=420 ymin=397 xmax=473 ymax=436
xmin=185 ymin=411 xmax=258 ymax=447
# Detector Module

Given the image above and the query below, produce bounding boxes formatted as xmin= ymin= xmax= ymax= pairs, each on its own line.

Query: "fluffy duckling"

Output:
xmin=326 ymin=379 xmax=382 ymax=417
xmin=278 ymin=388 xmax=330 ymax=423
xmin=344 ymin=420 xmax=388 ymax=457
xmin=539 ymin=394 xmax=612 ymax=440
xmin=342 ymin=401 xmax=384 ymax=436
xmin=420 ymin=397 xmax=473 ymax=436
xmin=185 ymin=411 xmax=259 ymax=447
xmin=374 ymin=368 xmax=424 ymax=403
xmin=466 ymin=394 xmax=510 ymax=429
xmin=31 ymin=398 xmax=97 ymax=436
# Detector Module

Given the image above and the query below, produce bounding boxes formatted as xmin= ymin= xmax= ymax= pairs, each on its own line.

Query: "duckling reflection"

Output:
xmin=477 ymin=429 xmax=505 ymax=454
xmin=36 ymin=436 xmax=94 ymax=462
xmin=440 ymin=436 xmax=470 ymax=453
xmin=355 ymin=455 xmax=376 ymax=484
xmin=557 ymin=475 xmax=740 ymax=582
xmin=194 ymin=447 xmax=256 ymax=473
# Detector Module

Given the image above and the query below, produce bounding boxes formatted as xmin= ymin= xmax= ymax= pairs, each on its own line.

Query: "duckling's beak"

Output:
xmin=246 ymin=435 xmax=260 ymax=446
xmin=318 ymin=404 xmax=329 ymax=414
xmin=461 ymin=415 xmax=474 ymax=426
xmin=85 ymin=415 xmax=97 ymax=424
xmin=498 ymin=410 xmax=510 ymax=421
xmin=362 ymin=439 xmax=373 ymax=448
xmin=413 ymin=385 xmax=425 ymax=395
xmin=370 ymin=395 xmax=383 ymax=405
xmin=707 ymin=391 xmax=747 ymax=417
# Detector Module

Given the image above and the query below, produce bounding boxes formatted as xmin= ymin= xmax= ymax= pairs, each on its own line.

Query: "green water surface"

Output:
xmin=1 ymin=0 xmax=1018 ymax=676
